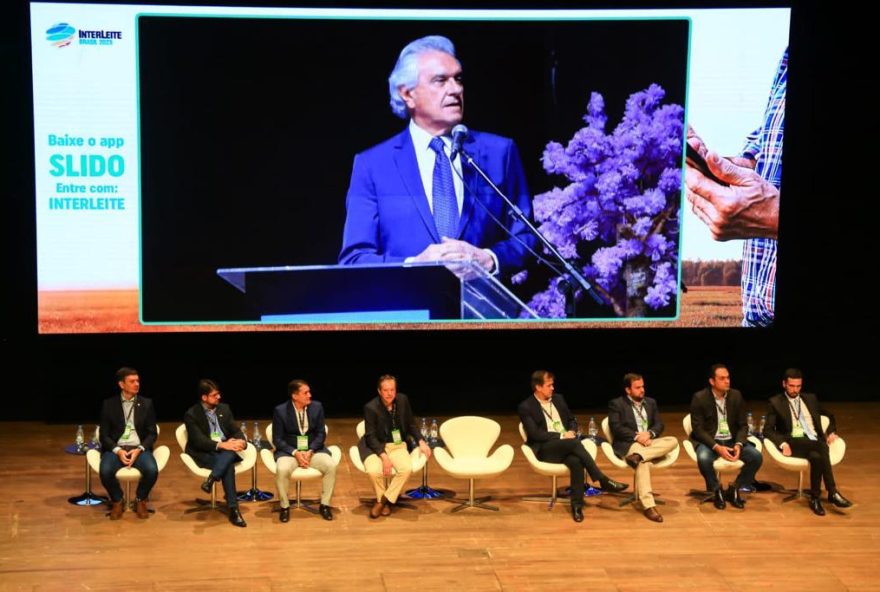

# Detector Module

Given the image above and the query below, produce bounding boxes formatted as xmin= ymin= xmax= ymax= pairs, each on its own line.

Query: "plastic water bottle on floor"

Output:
xmin=75 ymin=425 xmax=85 ymax=452
xmin=747 ymin=412 xmax=754 ymax=435
xmin=588 ymin=417 xmax=598 ymax=440
xmin=253 ymin=421 xmax=262 ymax=449
xmin=757 ymin=415 xmax=766 ymax=437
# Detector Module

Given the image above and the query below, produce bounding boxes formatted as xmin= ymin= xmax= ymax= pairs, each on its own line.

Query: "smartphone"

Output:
xmin=686 ymin=142 xmax=729 ymax=187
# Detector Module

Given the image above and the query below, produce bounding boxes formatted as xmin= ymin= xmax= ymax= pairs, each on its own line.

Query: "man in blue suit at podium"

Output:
xmin=338 ymin=35 xmax=536 ymax=278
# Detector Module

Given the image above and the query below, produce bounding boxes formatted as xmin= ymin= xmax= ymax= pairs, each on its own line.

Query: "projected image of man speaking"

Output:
xmin=338 ymin=35 xmax=537 ymax=279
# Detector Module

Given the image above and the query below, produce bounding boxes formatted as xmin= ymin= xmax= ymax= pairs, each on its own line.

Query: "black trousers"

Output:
xmin=537 ymin=438 xmax=604 ymax=505
xmin=789 ymin=437 xmax=836 ymax=497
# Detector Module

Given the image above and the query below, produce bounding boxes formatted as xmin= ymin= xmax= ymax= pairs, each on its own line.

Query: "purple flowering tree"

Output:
xmin=517 ymin=84 xmax=683 ymax=318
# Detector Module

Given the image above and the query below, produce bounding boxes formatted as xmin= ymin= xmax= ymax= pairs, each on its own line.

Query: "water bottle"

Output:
xmin=757 ymin=415 xmax=766 ymax=437
xmin=429 ymin=419 xmax=439 ymax=445
xmin=746 ymin=412 xmax=754 ymax=436
xmin=90 ymin=425 xmax=100 ymax=449
xmin=253 ymin=421 xmax=262 ymax=449
xmin=588 ymin=416 xmax=598 ymax=439
xmin=419 ymin=417 xmax=428 ymax=440
xmin=75 ymin=425 xmax=85 ymax=452
xmin=240 ymin=421 xmax=248 ymax=442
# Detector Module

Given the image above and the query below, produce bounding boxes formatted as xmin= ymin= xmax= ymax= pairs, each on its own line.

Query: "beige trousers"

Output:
xmin=276 ymin=452 xmax=337 ymax=507
xmin=363 ymin=442 xmax=412 ymax=504
xmin=626 ymin=436 xmax=678 ymax=509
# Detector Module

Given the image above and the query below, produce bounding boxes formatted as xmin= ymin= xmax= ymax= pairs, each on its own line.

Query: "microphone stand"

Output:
xmin=459 ymin=148 xmax=607 ymax=307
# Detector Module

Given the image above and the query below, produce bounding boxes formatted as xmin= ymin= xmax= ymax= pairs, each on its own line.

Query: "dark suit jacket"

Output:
xmin=357 ymin=392 xmax=422 ymax=462
xmin=607 ymin=395 xmax=665 ymax=459
xmin=183 ymin=402 xmax=247 ymax=468
xmin=99 ymin=395 xmax=157 ymax=451
xmin=518 ymin=393 xmax=578 ymax=455
xmin=764 ymin=392 xmax=836 ymax=448
xmin=338 ymin=128 xmax=536 ymax=277
xmin=272 ymin=400 xmax=330 ymax=459
xmin=689 ymin=388 xmax=750 ymax=448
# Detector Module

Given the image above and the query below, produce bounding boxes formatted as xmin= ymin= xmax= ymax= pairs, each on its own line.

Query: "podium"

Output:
xmin=217 ymin=261 xmax=537 ymax=322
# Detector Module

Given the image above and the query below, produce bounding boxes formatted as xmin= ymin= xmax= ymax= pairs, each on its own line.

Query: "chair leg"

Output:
xmin=445 ymin=479 xmax=499 ymax=512
xmin=781 ymin=471 xmax=808 ymax=502
xmin=185 ymin=481 xmax=225 ymax=514
xmin=289 ymin=480 xmax=320 ymax=514
xmin=522 ymin=476 xmax=570 ymax=510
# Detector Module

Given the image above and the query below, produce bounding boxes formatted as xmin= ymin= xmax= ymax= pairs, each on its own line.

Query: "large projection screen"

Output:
xmin=31 ymin=4 xmax=790 ymax=332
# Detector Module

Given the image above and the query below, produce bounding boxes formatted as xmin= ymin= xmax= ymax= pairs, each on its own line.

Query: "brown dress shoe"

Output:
xmin=625 ymin=453 xmax=643 ymax=469
xmin=109 ymin=500 xmax=124 ymax=520
xmin=135 ymin=499 xmax=149 ymax=519
xmin=370 ymin=499 xmax=385 ymax=519
xmin=643 ymin=507 xmax=663 ymax=522
xmin=381 ymin=501 xmax=392 ymax=516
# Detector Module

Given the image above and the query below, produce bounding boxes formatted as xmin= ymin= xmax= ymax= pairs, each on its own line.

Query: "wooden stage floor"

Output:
xmin=1 ymin=404 xmax=878 ymax=591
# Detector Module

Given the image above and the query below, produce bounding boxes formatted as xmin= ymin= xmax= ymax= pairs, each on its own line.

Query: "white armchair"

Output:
xmin=175 ymin=423 xmax=257 ymax=512
xmin=599 ymin=416 xmax=679 ymax=507
xmin=85 ymin=426 xmax=170 ymax=513
xmin=260 ymin=424 xmax=341 ymax=513
xmin=347 ymin=420 xmax=427 ymax=507
xmin=517 ymin=422 xmax=597 ymax=510
xmin=762 ymin=415 xmax=845 ymax=501
xmin=434 ymin=416 xmax=514 ymax=512
xmin=681 ymin=414 xmax=763 ymax=502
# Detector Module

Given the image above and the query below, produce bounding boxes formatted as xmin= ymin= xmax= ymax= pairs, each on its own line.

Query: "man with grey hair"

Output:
xmin=339 ymin=35 xmax=536 ymax=278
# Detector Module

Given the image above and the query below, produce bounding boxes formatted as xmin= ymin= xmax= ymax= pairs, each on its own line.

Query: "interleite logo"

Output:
xmin=46 ymin=23 xmax=76 ymax=48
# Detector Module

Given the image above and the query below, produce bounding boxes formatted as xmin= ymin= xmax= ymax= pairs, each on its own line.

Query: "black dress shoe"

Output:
xmin=572 ymin=504 xmax=584 ymax=522
xmin=828 ymin=491 xmax=853 ymax=508
xmin=809 ymin=497 xmax=826 ymax=516
xmin=726 ymin=485 xmax=745 ymax=509
xmin=713 ymin=487 xmax=727 ymax=510
xmin=319 ymin=504 xmax=333 ymax=521
xmin=229 ymin=507 xmax=247 ymax=527
xmin=279 ymin=507 xmax=290 ymax=523
xmin=200 ymin=475 xmax=217 ymax=494
xmin=600 ymin=478 xmax=629 ymax=493
xmin=625 ymin=453 xmax=643 ymax=469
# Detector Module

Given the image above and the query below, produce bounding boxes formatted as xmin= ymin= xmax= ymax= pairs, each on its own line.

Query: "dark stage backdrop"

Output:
xmin=4 ymin=0 xmax=876 ymax=422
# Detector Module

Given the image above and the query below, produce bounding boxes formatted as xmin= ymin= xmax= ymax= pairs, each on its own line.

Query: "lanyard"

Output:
xmin=296 ymin=406 xmax=308 ymax=434
xmin=385 ymin=401 xmax=399 ymax=431
xmin=123 ymin=398 xmax=136 ymax=425
xmin=787 ymin=396 xmax=802 ymax=421
xmin=540 ymin=402 xmax=557 ymax=422
xmin=632 ymin=402 xmax=647 ymax=426
xmin=714 ymin=395 xmax=727 ymax=420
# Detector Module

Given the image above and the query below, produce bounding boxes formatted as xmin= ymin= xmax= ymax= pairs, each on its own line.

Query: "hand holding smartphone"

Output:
xmin=686 ymin=143 xmax=729 ymax=187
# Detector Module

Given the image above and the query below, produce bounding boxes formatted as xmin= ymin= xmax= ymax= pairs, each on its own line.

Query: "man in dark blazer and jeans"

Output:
xmin=764 ymin=368 xmax=852 ymax=515
xmin=519 ymin=370 xmax=627 ymax=523
xmin=99 ymin=366 xmax=159 ymax=520
xmin=183 ymin=379 xmax=248 ymax=527
xmin=690 ymin=364 xmax=762 ymax=510
xmin=272 ymin=379 xmax=336 ymax=522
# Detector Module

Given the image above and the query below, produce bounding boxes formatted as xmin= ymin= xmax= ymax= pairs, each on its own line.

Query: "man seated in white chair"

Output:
xmin=608 ymin=373 xmax=678 ymax=523
xmin=690 ymin=364 xmax=763 ymax=510
xmin=764 ymin=368 xmax=853 ymax=516
xmin=519 ymin=370 xmax=628 ymax=523
xmin=357 ymin=375 xmax=432 ymax=519
xmin=99 ymin=366 xmax=159 ymax=520
xmin=271 ymin=379 xmax=336 ymax=522
xmin=183 ymin=379 xmax=248 ymax=527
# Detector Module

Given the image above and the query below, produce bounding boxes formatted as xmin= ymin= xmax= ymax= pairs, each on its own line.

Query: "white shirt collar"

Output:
xmin=409 ymin=119 xmax=450 ymax=154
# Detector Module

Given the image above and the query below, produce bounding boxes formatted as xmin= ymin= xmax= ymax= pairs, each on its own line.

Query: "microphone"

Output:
xmin=450 ymin=124 xmax=468 ymax=160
